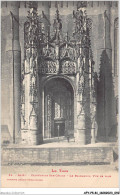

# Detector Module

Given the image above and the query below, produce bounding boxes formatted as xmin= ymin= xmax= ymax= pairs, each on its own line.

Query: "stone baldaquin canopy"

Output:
xmin=21 ymin=1 xmax=96 ymax=145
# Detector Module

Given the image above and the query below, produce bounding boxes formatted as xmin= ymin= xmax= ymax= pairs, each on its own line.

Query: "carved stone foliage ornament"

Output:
xmin=37 ymin=9 xmax=77 ymax=74
xmin=23 ymin=1 xmax=95 ymax=98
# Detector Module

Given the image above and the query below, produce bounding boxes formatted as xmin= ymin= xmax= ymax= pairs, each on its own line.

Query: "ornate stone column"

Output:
xmin=73 ymin=3 xmax=87 ymax=144
xmin=21 ymin=2 xmax=42 ymax=145
xmin=104 ymin=5 xmax=112 ymax=141
xmin=90 ymin=68 xmax=97 ymax=144
xmin=73 ymin=2 xmax=97 ymax=145
xmin=75 ymin=52 xmax=86 ymax=144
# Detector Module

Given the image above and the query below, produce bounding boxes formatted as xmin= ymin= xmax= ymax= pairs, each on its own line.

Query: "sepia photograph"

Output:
xmin=1 ymin=0 xmax=119 ymax=189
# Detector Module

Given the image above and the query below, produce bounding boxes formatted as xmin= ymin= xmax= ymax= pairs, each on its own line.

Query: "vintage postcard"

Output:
xmin=1 ymin=0 xmax=119 ymax=189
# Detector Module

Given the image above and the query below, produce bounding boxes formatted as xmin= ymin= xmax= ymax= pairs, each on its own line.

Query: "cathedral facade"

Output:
xmin=1 ymin=1 xmax=118 ymax=146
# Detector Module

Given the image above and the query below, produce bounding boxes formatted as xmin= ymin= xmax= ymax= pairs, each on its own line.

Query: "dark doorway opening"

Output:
xmin=54 ymin=122 xmax=65 ymax=137
xmin=44 ymin=77 xmax=74 ymax=139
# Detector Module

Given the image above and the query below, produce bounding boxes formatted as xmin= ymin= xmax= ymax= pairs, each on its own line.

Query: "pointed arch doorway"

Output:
xmin=42 ymin=77 xmax=74 ymax=139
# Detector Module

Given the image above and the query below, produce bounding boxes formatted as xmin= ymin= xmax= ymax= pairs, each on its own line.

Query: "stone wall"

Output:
xmin=2 ymin=146 xmax=113 ymax=165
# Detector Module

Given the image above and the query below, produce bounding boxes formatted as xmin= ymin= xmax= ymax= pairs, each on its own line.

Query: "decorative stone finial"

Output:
xmin=53 ymin=9 xmax=62 ymax=31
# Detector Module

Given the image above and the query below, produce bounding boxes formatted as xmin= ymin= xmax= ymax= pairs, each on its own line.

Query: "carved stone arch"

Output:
xmin=41 ymin=75 xmax=77 ymax=96
xmin=41 ymin=75 xmax=76 ymax=139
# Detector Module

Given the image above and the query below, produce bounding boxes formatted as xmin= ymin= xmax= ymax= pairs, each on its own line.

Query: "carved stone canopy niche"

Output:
xmin=38 ymin=10 xmax=77 ymax=75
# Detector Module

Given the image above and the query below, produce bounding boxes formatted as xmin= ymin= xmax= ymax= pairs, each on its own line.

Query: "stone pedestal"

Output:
xmin=75 ymin=105 xmax=86 ymax=145
xmin=75 ymin=129 xmax=86 ymax=145
xmin=91 ymin=128 xmax=95 ymax=144
xmin=29 ymin=131 xmax=42 ymax=145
